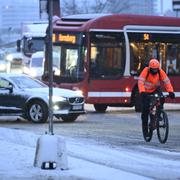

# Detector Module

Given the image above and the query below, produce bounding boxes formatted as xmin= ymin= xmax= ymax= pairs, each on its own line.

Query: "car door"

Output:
xmin=0 ymin=78 xmax=25 ymax=114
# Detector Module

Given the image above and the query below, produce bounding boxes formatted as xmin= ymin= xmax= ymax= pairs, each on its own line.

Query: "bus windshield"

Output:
xmin=52 ymin=33 xmax=85 ymax=83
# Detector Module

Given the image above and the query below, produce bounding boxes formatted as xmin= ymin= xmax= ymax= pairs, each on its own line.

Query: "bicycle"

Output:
xmin=142 ymin=93 xmax=169 ymax=144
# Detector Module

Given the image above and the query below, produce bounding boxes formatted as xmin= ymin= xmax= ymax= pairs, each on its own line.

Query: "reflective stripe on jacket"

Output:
xmin=138 ymin=67 xmax=174 ymax=93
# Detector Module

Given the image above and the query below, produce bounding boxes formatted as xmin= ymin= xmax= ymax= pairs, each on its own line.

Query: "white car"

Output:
xmin=0 ymin=73 xmax=85 ymax=123
xmin=23 ymin=51 xmax=60 ymax=79
xmin=23 ymin=51 xmax=44 ymax=78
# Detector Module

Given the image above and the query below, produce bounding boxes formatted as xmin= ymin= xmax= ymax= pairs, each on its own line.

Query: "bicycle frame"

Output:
xmin=149 ymin=94 xmax=162 ymax=117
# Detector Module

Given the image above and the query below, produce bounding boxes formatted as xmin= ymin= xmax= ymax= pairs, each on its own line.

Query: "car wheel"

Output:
xmin=27 ymin=100 xmax=48 ymax=123
xmin=61 ymin=114 xmax=78 ymax=122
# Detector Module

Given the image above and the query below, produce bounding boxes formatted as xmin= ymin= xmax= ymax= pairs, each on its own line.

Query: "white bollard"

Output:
xmin=34 ymin=134 xmax=68 ymax=170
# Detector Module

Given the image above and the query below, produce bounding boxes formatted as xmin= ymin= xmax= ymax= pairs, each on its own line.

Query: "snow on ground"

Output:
xmin=0 ymin=127 xmax=180 ymax=180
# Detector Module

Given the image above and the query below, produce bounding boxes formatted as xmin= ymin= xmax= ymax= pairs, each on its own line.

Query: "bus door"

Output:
xmin=88 ymin=31 xmax=133 ymax=104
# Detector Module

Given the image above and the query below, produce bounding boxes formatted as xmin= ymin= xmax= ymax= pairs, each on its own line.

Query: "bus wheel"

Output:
xmin=94 ymin=104 xmax=107 ymax=113
xmin=61 ymin=114 xmax=79 ymax=122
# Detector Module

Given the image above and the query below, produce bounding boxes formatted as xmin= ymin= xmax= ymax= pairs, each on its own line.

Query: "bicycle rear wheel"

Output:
xmin=157 ymin=110 xmax=169 ymax=144
xmin=142 ymin=113 xmax=153 ymax=142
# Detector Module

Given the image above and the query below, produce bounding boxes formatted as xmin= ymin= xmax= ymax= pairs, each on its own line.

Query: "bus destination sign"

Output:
xmin=52 ymin=33 xmax=77 ymax=44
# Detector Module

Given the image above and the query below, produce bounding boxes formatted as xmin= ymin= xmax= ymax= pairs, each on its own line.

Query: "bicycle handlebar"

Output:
xmin=148 ymin=94 xmax=169 ymax=98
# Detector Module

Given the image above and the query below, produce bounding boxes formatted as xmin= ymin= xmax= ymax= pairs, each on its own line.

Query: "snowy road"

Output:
xmin=0 ymin=105 xmax=180 ymax=179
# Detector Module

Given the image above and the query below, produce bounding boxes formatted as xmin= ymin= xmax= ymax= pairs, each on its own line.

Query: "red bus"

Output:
xmin=44 ymin=14 xmax=180 ymax=112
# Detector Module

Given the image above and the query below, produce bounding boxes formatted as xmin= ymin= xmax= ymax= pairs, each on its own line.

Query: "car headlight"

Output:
xmin=0 ymin=64 xmax=6 ymax=71
xmin=6 ymin=54 xmax=13 ymax=61
xmin=72 ymin=87 xmax=83 ymax=96
xmin=76 ymin=90 xmax=83 ymax=96
xmin=52 ymin=96 xmax=66 ymax=102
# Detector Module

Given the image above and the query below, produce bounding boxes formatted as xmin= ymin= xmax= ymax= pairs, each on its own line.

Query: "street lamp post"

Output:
xmin=47 ymin=0 xmax=54 ymax=135
xmin=34 ymin=0 xmax=68 ymax=170
xmin=39 ymin=0 xmax=55 ymax=135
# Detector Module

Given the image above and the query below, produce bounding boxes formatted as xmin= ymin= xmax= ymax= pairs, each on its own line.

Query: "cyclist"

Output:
xmin=138 ymin=59 xmax=175 ymax=136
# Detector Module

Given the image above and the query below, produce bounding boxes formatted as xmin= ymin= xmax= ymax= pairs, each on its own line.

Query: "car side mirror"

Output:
xmin=16 ymin=40 xmax=21 ymax=52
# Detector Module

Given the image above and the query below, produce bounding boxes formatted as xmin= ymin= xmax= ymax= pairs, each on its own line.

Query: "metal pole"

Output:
xmin=160 ymin=0 xmax=163 ymax=15
xmin=48 ymin=0 xmax=54 ymax=135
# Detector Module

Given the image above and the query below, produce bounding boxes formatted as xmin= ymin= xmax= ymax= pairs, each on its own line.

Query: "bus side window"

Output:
xmin=130 ymin=44 xmax=139 ymax=75
xmin=90 ymin=46 xmax=100 ymax=78
xmin=176 ymin=46 xmax=180 ymax=74
xmin=166 ymin=45 xmax=178 ymax=75
xmin=90 ymin=32 xmax=125 ymax=79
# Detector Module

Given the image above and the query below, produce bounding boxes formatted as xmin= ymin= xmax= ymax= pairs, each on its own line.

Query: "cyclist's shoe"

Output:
xmin=144 ymin=132 xmax=150 ymax=137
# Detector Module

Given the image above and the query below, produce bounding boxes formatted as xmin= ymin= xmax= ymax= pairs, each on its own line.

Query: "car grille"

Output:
xmin=68 ymin=97 xmax=84 ymax=104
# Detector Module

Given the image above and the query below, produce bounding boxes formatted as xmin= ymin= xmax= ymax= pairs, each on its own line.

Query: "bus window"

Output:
xmin=90 ymin=32 xmax=125 ymax=79
xmin=129 ymin=32 xmax=180 ymax=76
xmin=53 ymin=46 xmax=61 ymax=76
xmin=166 ymin=44 xmax=180 ymax=75
xmin=66 ymin=49 xmax=78 ymax=75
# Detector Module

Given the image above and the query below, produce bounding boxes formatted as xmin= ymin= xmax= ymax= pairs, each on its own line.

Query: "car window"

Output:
xmin=0 ymin=78 xmax=11 ymax=88
xmin=10 ymin=76 xmax=47 ymax=89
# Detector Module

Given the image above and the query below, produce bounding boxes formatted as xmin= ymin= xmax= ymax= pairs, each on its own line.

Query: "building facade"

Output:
xmin=124 ymin=0 xmax=158 ymax=15
xmin=0 ymin=0 xmax=39 ymax=44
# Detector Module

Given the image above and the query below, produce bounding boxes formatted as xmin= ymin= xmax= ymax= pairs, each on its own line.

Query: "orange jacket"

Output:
xmin=138 ymin=67 xmax=174 ymax=93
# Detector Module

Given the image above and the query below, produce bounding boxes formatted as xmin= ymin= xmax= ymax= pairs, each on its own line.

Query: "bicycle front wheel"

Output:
xmin=157 ymin=110 xmax=169 ymax=144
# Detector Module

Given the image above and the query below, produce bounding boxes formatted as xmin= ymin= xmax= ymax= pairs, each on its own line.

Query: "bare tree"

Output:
xmin=90 ymin=0 xmax=108 ymax=13
xmin=61 ymin=0 xmax=81 ymax=15
xmin=106 ymin=0 xmax=135 ymax=14
xmin=82 ymin=0 xmax=89 ymax=14
xmin=61 ymin=0 xmax=135 ymax=16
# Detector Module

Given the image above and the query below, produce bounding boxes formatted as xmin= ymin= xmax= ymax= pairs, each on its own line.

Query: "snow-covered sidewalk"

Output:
xmin=0 ymin=127 xmax=180 ymax=180
xmin=0 ymin=127 xmax=150 ymax=180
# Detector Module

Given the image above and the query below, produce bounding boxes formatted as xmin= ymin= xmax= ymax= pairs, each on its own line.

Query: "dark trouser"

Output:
xmin=141 ymin=88 xmax=164 ymax=126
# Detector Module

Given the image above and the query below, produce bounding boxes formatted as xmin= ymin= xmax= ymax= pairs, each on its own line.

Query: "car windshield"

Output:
xmin=10 ymin=76 xmax=47 ymax=89
xmin=31 ymin=57 xmax=43 ymax=67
